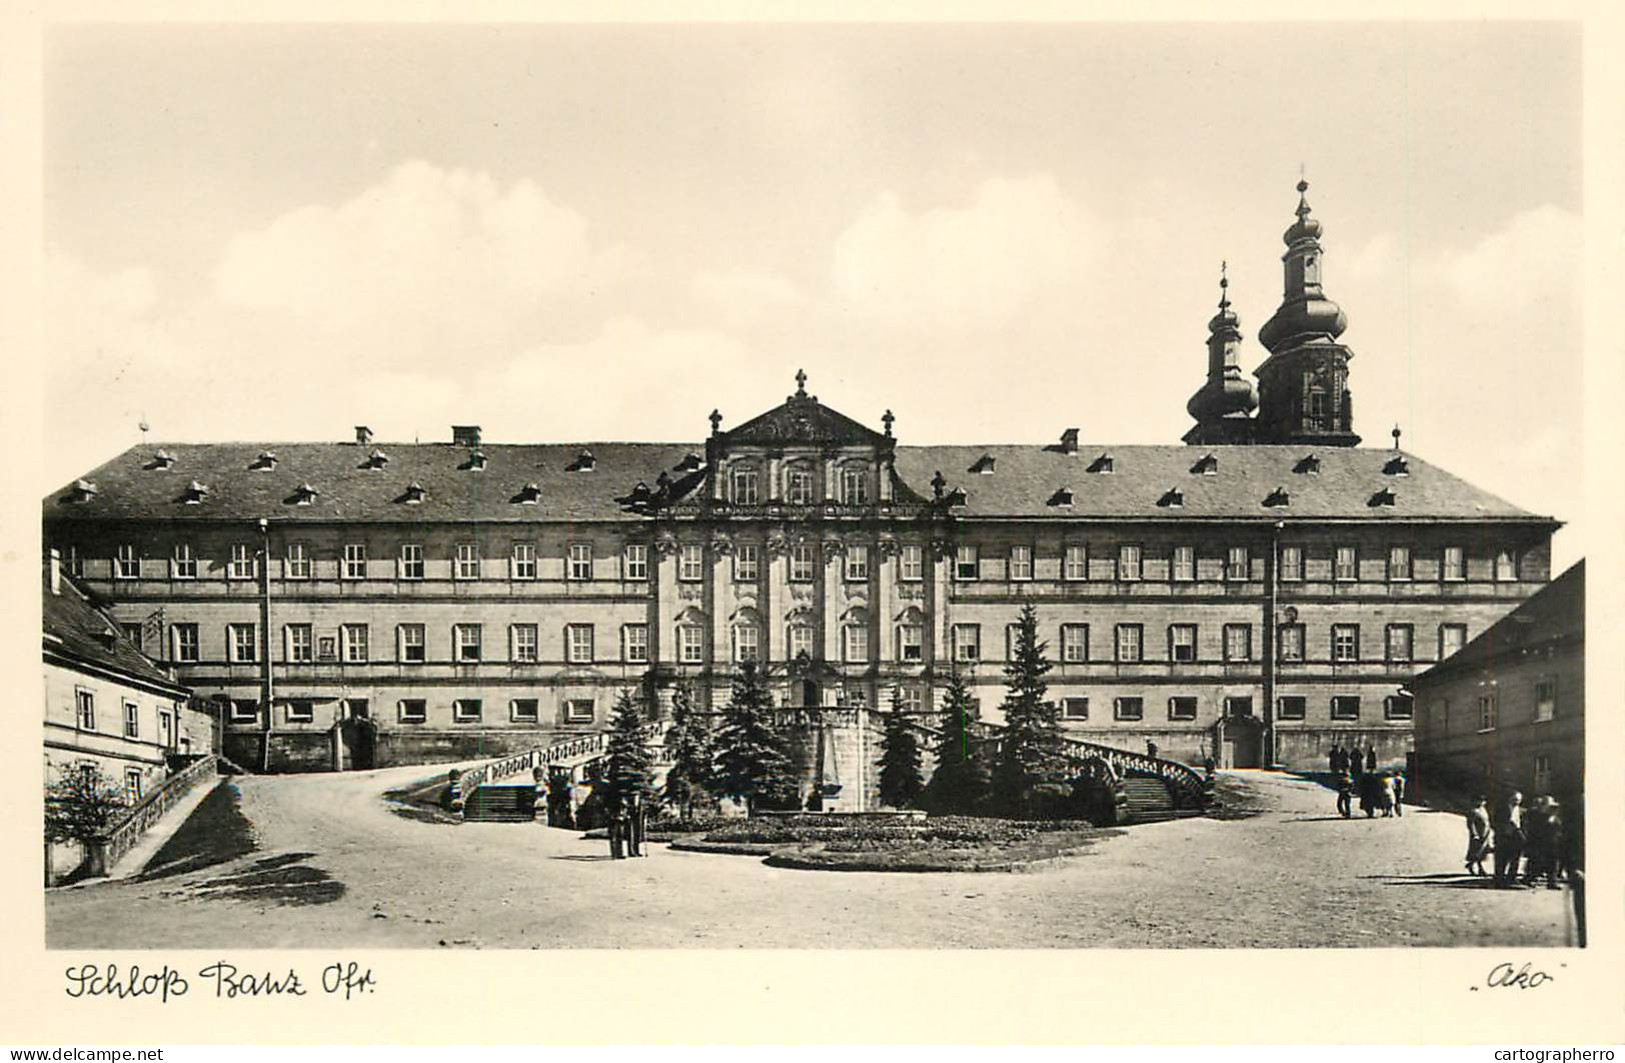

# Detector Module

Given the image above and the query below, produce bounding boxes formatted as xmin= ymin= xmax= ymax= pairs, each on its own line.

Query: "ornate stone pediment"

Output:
xmin=721 ymin=375 xmax=887 ymax=449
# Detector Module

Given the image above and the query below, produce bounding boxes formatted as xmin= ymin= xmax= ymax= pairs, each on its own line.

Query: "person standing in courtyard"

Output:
xmin=608 ymin=801 xmax=629 ymax=859
xmin=628 ymin=792 xmax=647 ymax=858
xmin=1493 ymin=791 xmax=1526 ymax=887
xmin=1465 ymin=796 xmax=1492 ymax=876
xmin=1329 ymin=744 xmax=1344 ymax=775
xmin=1346 ymin=744 xmax=1362 ymax=781
xmin=1523 ymin=797 xmax=1560 ymax=889
xmin=1335 ymin=769 xmax=1353 ymax=818
xmin=1391 ymin=771 xmax=1405 ymax=817
xmin=1377 ymin=772 xmax=1396 ymax=817
xmin=1365 ymin=747 xmax=1377 ymax=773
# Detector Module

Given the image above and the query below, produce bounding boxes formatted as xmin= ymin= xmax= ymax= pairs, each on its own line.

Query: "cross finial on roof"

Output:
xmin=709 ymin=409 xmax=722 ymax=435
xmin=882 ymin=409 xmax=894 ymax=437
xmin=794 ymin=368 xmax=807 ymax=396
xmin=1392 ymin=423 xmax=1402 ymax=450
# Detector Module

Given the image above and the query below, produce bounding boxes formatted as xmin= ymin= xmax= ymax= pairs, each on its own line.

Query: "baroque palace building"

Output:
xmin=42 ymin=181 xmax=1558 ymax=778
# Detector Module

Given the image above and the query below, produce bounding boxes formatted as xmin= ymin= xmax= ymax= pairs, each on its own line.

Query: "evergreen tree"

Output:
xmin=877 ymin=688 xmax=925 ymax=809
xmin=992 ymin=602 xmax=1065 ymax=813
xmin=44 ymin=764 xmax=127 ymax=848
xmin=925 ymin=668 xmax=991 ymax=813
xmin=661 ymin=680 xmax=715 ymax=818
xmin=602 ymin=688 xmax=654 ymax=813
xmin=711 ymin=660 xmax=795 ymax=814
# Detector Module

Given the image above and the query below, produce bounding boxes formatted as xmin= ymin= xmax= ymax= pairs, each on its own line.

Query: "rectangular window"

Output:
xmin=735 ymin=544 xmax=760 ymax=583
xmin=731 ymin=467 xmax=760 ymax=505
xmin=785 ymin=467 xmax=815 ymax=505
xmin=734 ymin=624 xmax=761 ymax=663
xmin=1332 ymin=624 xmax=1359 ymax=664
xmin=1384 ymin=694 xmax=1414 ymax=720
xmin=511 ymin=624 xmax=539 ymax=663
xmin=896 ymin=686 xmax=924 ymax=714
xmin=1533 ymin=754 xmax=1552 ymax=793
xmin=285 ymin=700 xmax=314 ymax=724
xmin=1495 ymin=548 xmax=1518 ymax=582
xmin=1224 ymin=624 xmax=1252 ymax=662
xmin=1443 ymin=545 xmax=1465 ymax=581
xmin=898 ymin=623 xmax=924 ymax=663
xmin=1226 ymin=546 xmax=1249 ymax=581
xmin=286 ymin=542 xmax=312 ymax=580
xmin=1168 ymin=696 xmax=1198 ymax=721
xmin=172 ymin=542 xmax=197 ymax=580
xmin=228 ymin=700 xmax=258 ymax=724
xmin=1118 ymin=544 xmax=1142 ymax=581
xmin=454 ymin=624 xmax=482 ymax=662
xmin=1385 ymin=624 xmax=1413 ymax=663
xmin=1009 ymin=545 xmax=1033 ymax=581
xmin=1277 ymin=695 xmax=1307 ymax=720
xmin=1115 ymin=624 xmax=1143 ymax=663
xmin=841 ymin=467 xmax=869 ymax=505
xmin=1331 ymin=695 xmax=1361 ymax=721
xmin=679 ymin=625 xmax=705 ymax=664
xmin=286 ymin=624 xmax=313 ymax=663
xmin=899 ymin=544 xmax=923 ymax=581
xmin=229 ymin=543 xmax=255 ymax=581
xmin=952 ymin=624 xmax=981 ymax=662
xmin=1439 ymin=623 xmax=1467 ymax=659
xmin=342 ymin=543 xmax=367 ymax=580
xmin=1172 ymin=545 xmax=1195 ymax=582
xmin=789 ymin=544 xmax=816 ymax=582
xmin=158 ymin=710 xmax=172 ymax=747
xmin=455 ymin=543 xmax=484 ymax=581
xmin=624 ymin=543 xmax=648 ymax=582
xmin=1064 ymin=544 xmax=1089 ymax=581
xmin=122 ymin=700 xmax=139 ymax=738
xmin=566 ymin=624 xmax=594 ymax=664
xmin=1535 ymin=677 xmax=1556 ymax=723
xmin=1062 ymin=696 xmax=1089 ymax=720
xmin=1169 ymin=624 xmax=1197 ymax=663
xmin=391 ymin=543 xmax=420 ymax=581
xmin=341 ymin=623 xmax=369 ymax=663
xmin=1279 ymin=545 xmax=1304 ymax=582
xmin=1478 ymin=693 xmax=1496 ymax=732
xmin=845 ymin=545 xmax=870 ymax=582
xmin=624 ymin=624 xmax=649 ymax=664
xmin=565 ymin=699 xmax=595 ymax=724
xmin=124 ymin=768 xmax=143 ymax=806
xmin=1114 ymin=696 xmax=1144 ymax=721
xmin=114 ymin=544 xmax=138 ymax=580
xmin=843 ymin=625 xmax=868 ymax=663
xmin=787 ymin=624 xmax=813 ymax=661
xmin=510 ymin=699 xmax=540 ymax=723
xmin=228 ymin=623 xmax=257 ymax=663
xmin=399 ymin=624 xmax=426 ymax=663
xmin=1060 ymin=623 xmax=1089 ymax=664
xmin=1278 ymin=624 xmax=1305 ymax=663
xmin=398 ymin=699 xmax=427 ymax=723
xmin=453 ymin=699 xmax=482 ymax=724
xmin=679 ymin=544 xmax=705 ymax=582
xmin=318 ymin=635 xmax=337 ymax=661
xmin=1389 ymin=545 xmax=1412 ymax=581
xmin=1334 ymin=545 xmax=1357 ymax=581
xmin=567 ymin=543 xmax=593 ymax=581
xmin=955 ymin=544 xmax=979 ymax=581
xmin=172 ymin=624 xmax=199 ymax=663
xmin=121 ymin=622 xmax=144 ymax=648
xmin=498 ymin=542 xmax=532 ymax=581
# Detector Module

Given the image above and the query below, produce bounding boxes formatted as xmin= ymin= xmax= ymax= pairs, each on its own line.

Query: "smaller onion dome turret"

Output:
xmin=1258 ymin=179 xmax=1349 ymax=353
xmin=1186 ymin=263 xmax=1258 ymax=425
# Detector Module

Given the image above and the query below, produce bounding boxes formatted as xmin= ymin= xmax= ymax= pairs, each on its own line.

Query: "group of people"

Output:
xmin=1328 ymin=743 xmax=1404 ymax=819
xmin=1466 ymin=791 xmax=1567 ymax=889
xmin=607 ymin=791 xmax=649 ymax=860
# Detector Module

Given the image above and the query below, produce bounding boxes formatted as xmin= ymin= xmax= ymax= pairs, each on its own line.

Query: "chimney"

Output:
xmin=355 ymin=426 xmax=373 ymax=445
xmin=49 ymin=548 xmax=61 ymax=596
xmin=452 ymin=425 xmax=482 ymax=448
xmin=1060 ymin=428 xmax=1080 ymax=454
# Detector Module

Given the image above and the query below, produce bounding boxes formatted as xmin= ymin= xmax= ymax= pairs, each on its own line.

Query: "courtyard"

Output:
xmin=46 ymin=765 xmax=1576 ymax=950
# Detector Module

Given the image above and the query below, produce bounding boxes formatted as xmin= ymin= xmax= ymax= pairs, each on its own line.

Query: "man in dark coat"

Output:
xmin=1335 ymin=770 xmax=1353 ymax=818
xmin=1329 ymin=745 xmax=1344 ymax=774
xmin=1346 ymin=745 xmax=1362 ymax=781
xmin=1365 ymin=747 xmax=1377 ymax=773
xmin=1493 ymin=791 xmax=1527 ymax=887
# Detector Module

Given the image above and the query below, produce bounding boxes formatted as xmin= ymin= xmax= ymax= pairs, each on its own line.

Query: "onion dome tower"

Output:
xmin=1183 ymin=262 xmax=1258 ymax=445
xmin=1253 ymin=178 xmax=1361 ymax=446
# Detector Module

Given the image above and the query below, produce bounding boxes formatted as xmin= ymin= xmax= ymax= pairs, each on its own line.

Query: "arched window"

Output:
xmin=895 ymin=606 xmax=926 ymax=663
xmin=842 ymin=607 xmax=870 ymax=663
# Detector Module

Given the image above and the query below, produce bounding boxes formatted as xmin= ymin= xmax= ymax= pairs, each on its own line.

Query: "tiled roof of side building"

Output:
xmin=44 ymin=440 xmax=1551 ymax=525
xmin=43 ymin=567 xmax=189 ymax=694
xmin=1411 ymin=559 xmax=1584 ymax=686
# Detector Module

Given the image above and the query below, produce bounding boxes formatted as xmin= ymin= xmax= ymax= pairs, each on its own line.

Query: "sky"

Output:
xmin=42 ymin=21 xmax=1585 ymax=567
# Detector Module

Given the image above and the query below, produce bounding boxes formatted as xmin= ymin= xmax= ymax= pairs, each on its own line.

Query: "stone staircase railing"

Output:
xmin=450 ymin=730 xmax=681 ymax=813
xmin=90 ymin=754 xmax=220 ymax=876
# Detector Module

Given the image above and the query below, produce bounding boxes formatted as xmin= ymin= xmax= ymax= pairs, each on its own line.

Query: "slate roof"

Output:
xmin=1410 ymin=560 xmax=1584 ymax=686
xmin=44 ymin=439 xmax=1549 ymax=526
xmin=43 ymin=564 xmax=188 ymax=694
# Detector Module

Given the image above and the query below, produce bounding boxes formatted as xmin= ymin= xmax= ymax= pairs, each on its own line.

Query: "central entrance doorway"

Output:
xmin=1219 ymin=698 xmax=1262 ymax=769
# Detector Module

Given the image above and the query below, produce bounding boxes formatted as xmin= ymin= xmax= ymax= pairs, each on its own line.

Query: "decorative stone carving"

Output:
xmin=876 ymin=535 xmax=901 ymax=558
xmin=710 ymin=532 xmax=736 ymax=557
xmin=896 ymin=584 xmax=926 ymax=601
xmin=653 ymin=531 xmax=679 ymax=558
xmin=821 ymin=537 xmax=846 ymax=558
xmin=930 ymin=538 xmax=954 ymax=561
xmin=678 ymin=584 xmax=705 ymax=601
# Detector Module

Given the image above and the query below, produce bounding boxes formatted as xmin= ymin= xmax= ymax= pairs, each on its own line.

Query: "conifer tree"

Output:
xmin=925 ymin=668 xmax=991 ymax=813
xmin=661 ymin=680 xmax=715 ymax=818
xmin=711 ymin=660 xmax=795 ymax=814
xmin=992 ymin=601 xmax=1064 ymax=813
xmin=602 ymin=688 xmax=654 ymax=813
xmin=877 ymin=687 xmax=925 ymax=809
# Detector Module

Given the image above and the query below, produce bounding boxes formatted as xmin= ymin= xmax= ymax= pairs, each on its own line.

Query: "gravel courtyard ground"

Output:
xmin=47 ymin=765 xmax=1577 ymax=949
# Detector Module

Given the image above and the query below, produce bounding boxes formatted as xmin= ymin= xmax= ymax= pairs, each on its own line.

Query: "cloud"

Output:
xmin=690 ymin=269 xmax=806 ymax=328
xmin=830 ymin=175 xmax=1101 ymax=330
xmin=1419 ymin=204 xmax=1581 ymax=316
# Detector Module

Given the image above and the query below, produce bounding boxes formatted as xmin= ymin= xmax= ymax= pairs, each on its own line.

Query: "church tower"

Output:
xmin=1183 ymin=263 xmax=1258 ymax=445
xmin=1252 ymin=179 xmax=1360 ymax=446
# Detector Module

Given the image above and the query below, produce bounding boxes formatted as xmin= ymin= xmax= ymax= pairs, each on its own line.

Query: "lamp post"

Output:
xmin=258 ymin=517 xmax=274 ymax=772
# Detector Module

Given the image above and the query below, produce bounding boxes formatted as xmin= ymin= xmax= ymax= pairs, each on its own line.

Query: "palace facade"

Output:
xmin=41 ymin=182 xmax=1558 ymax=775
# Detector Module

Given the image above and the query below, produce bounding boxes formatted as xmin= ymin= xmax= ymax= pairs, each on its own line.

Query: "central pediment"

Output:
xmin=721 ymin=376 xmax=888 ymax=449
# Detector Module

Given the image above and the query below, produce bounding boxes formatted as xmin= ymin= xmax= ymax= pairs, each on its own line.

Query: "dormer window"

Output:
xmin=1157 ymin=488 xmax=1184 ymax=508
xmin=512 ymin=482 xmax=542 ymax=505
xmin=567 ymin=449 xmax=595 ymax=473
xmin=1369 ymin=487 xmax=1397 ymax=508
xmin=970 ymin=454 xmax=996 ymax=475
xmin=178 ymin=480 xmax=209 ymax=505
xmin=1383 ymin=456 xmax=1410 ymax=477
xmin=363 ymin=448 xmax=389 ymax=470
xmin=1294 ymin=454 xmax=1321 ymax=475
xmin=1047 ymin=487 xmax=1074 ymax=508
xmin=287 ymin=483 xmax=319 ymax=506
xmin=945 ymin=487 xmax=968 ymax=508
xmin=1087 ymin=453 xmax=1114 ymax=474
xmin=462 ymin=450 xmax=487 ymax=471
xmin=64 ymin=479 xmax=97 ymax=503
xmin=1190 ymin=453 xmax=1218 ymax=476
xmin=249 ymin=451 xmax=277 ymax=471
xmin=147 ymin=450 xmax=175 ymax=471
xmin=675 ymin=452 xmax=704 ymax=473
xmin=1263 ymin=487 xmax=1291 ymax=508
xmin=400 ymin=481 xmax=426 ymax=504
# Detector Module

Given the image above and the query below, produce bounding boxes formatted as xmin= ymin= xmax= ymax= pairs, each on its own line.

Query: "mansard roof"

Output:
xmin=44 ymin=440 xmax=1549 ymax=526
xmin=43 ymin=564 xmax=189 ymax=695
